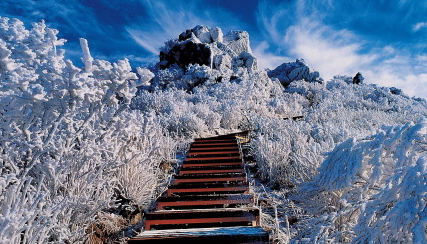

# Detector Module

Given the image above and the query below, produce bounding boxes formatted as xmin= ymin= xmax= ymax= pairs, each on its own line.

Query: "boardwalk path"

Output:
xmin=128 ymin=132 xmax=270 ymax=243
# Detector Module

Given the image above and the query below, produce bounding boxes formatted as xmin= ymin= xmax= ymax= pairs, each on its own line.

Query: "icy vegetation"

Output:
xmin=0 ymin=17 xmax=180 ymax=243
xmin=1 ymin=19 xmax=426 ymax=243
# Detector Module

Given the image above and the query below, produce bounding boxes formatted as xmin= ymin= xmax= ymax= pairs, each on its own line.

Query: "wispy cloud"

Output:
xmin=253 ymin=41 xmax=292 ymax=71
xmin=126 ymin=0 xmax=246 ymax=55
xmin=255 ymin=0 xmax=427 ymax=98
xmin=413 ymin=22 xmax=427 ymax=32
xmin=0 ymin=0 xmax=105 ymax=37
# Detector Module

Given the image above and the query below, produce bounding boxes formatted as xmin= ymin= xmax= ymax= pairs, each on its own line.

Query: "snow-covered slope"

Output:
xmin=1 ymin=18 xmax=426 ymax=243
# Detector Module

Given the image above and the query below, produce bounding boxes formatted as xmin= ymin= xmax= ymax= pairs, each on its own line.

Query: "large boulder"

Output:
xmin=159 ymin=41 xmax=211 ymax=70
xmin=159 ymin=25 xmax=257 ymax=73
xmin=268 ymin=59 xmax=322 ymax=86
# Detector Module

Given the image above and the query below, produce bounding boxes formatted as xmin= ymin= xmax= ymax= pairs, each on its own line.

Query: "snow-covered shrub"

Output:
xmin=292 ymin=119 xmax=427 ymax=243
xmin=251 ymin=119 xmax=325 ymax=188
xmin=0 ymin=17 xmax=176 ymax=243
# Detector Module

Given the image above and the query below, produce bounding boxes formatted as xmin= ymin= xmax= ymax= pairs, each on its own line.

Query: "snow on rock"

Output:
xmin=223 ymin=30 xmax=252 ymax=56
xmin=210 ymin=26 xmax=223 ymax=43
xmin=232 ymin=51 xmax=258 ymax=72
xmin=159 ymin=25 xmax=257 ymax=73
xmin=192 ymin=25 xmax=212 ymax=43
xmin=268 ymin=58 xmax=322 ymax=86
xmin=155 ymin=25 xmax=261 ymax=90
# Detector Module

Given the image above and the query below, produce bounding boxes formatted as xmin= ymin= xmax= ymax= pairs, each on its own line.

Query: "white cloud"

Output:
xmin=255 ymin=0 xmax=427 ymax=98
xmin=413 ymin=22 xmax=427 ymax=32
xmin=253 ymin=41 xmax=292 ymax=71
xmin=126 ymin=28 xmax=160 ymax=55
xmin=126 ymin=0 xmax=246 ymax=55
xmin=283 ymin=18 xmax=376 ymax=79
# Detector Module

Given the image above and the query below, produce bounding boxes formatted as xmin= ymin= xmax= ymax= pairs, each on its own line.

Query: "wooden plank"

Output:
xmin=167 ymin=182 xmax=249 ymax=189
xmin=128 ymin=226 xmax=269 ymax=244
xmin=191 ymin=143 xmax=237 ymax=147
xmin=145 ymin=216 xmax=256 ymax=230
xmin=182 ymin=162 xmax=242 ymax=168
xmin=175 ymin=173 xmax=246 ymax=179
xmin=188 ymin=151 xmax=240 ymax=156
xmin=146 ymin=207 xmax=259 ymax=217
xmin=179 ymin=168 xmax=244 ymax=175
xmin=180 ymin=165 xmax=242 ymax=170
xmin=185 ymin=156 xmax=241 ymax=161
xmin=193 ymin=139 xmax=236 ymax=143
xmin=146 ymin=207 xmax=259 ymax=219
xmin=190 ymin=146 xmax=239 ymax=151
xmin=158 ymin=198 xmax=252 ymax=210
xmin=157 ymin=194 xmax=253 ymax=210
xmin=167 ymin=186 xmax=248 ymax=196
xmin=174 ymin=177 xmax=246 ymax=184
xmin=174 ymin=173 xmax=247 ymax=184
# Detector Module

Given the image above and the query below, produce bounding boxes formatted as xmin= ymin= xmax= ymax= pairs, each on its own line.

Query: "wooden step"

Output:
xmin=167 ymin=183 xmax=249 ymax=196
xmin=185 ymin=156 xmax=241 ymax=161
xmin=193 ymin=139 xmax=236 ymax=143
xmin=174 ymin=173 xmax=247 ymax=184
xmin=157 ymin=194 xmax=253 ymax=210
xmin=181 ymin=165 xmax=242 ymax=170
xmin=145 ymin=207 xmax=260 ymax=230
xmin=194 ymin=135 xmax=236 ymax=140
xmin=128 ymin=226 xmax=269 ymax=243
xmin=190 ymin=146 xmax=239 ymax=152
xmin=191 ymin=142 xmax=238 ymax=147
xmin=182 ymin=162 xmax=242 ymax=168
xmin=179 ymin=168 xmax=244 ymax=175
xmin=188 ymin=151 xmax=240 ymax=156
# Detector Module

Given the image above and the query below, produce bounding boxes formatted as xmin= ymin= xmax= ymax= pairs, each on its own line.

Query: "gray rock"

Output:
xmin=160 ymin=25 xmax=257 ymax=73
xmin=213 ymin=53 xmax=232 ymax=71
xmin=268 ymin=59 xmax=322 ymax=86
xmin=193 ymin=25 xmax=212 ymax=43
xmin=210 ymin=26 xmax=223 ymax=43
xmin=159 ymin=41 xmax=211 ymax=69
xmin=223 ymin=30 xmax=252 ymax=56
xmin=232 ymin=51 xmax=258 ymax=72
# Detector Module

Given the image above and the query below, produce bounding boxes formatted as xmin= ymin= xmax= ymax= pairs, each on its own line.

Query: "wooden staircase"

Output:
xmin=128 ymin=132 xmax=270 ymax=243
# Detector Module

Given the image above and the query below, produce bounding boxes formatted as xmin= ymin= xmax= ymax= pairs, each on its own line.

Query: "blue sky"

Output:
xmin=1 ymin=0 xmax=427 ymax=98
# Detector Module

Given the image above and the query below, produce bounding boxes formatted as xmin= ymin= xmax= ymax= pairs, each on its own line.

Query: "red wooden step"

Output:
xmin=128 ymin=226 xmax=269 ymax=244
xmin=191 ymin=142 xmax=238 ymax=147
xmin=174 ymin=173 xmax=247 ymax=184
xmin=193 ymin=139 xmax=236 ymax=143
xmin=157 ymin=194 xmax=253 ymax=210
xmin=182 ymin=162 xmax=242 ymax=168
xmin=145 ymin=207 xmax=260 ymax=230
xmin=174 ymin=176 xmax=246 ymax=184
xmin=181 ymin=165 xmax=242 ymax=170
xmin=167 ymin=183 xmax=249 ymax=196
xmin=188 ymin=151 xmax=240 ymax=156
xmin=185 ymin=156 xmax=241 ymax=161
xmin=190 ymin=146 xmax=239 ymax=152
xmin=179 ymin=168 xmax=244 ymax=175
xmin=194 ymin=136 xmax=236 ymax=140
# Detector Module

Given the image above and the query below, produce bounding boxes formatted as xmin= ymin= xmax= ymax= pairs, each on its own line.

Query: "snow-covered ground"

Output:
xmin=1 ymin=19 xmax=426 ymax=243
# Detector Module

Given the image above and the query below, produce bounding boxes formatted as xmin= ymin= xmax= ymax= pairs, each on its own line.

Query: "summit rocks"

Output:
xmin=152 ymin=25 xmax=322 ymax=91
xmin=159 ymin=25 xmax=257 ymax=73
xmin=268 ymin=59 xmax=322 ymax=86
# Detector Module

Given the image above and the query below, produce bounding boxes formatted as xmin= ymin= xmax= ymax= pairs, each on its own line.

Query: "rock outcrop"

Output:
xmin=159 ymin=25 xmax=257 ymax=73
xmin=268 ymin=59 xmax=322 ymax=86
xmin=352 ymin=72 xmax=364 ymax=84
